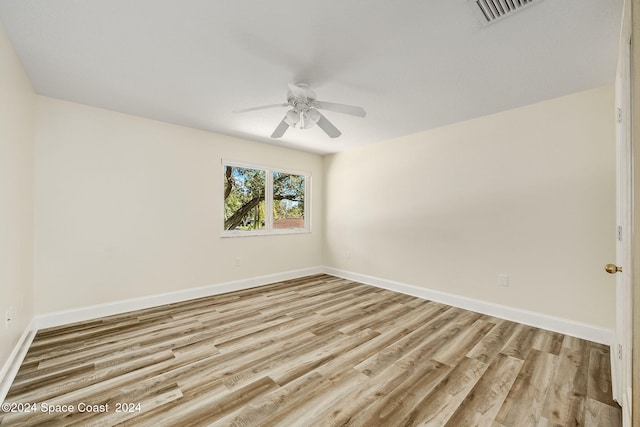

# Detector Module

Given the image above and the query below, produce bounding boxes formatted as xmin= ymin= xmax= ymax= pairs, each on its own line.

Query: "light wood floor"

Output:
xmin=1 ymin=274 xmax=621 ymax=426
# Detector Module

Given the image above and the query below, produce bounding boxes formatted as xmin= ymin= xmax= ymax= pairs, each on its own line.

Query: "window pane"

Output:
xmin=273 ymin=172 xmax=305 ymax=229
xmin=224 ymin=166 xmax=266 ymax=231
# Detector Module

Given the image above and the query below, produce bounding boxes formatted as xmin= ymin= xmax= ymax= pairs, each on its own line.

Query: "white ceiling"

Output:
xmin=0 ymin=0 xmax=623 ymax=155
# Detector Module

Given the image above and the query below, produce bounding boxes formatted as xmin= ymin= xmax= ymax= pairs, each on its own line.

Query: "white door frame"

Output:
xmin=612 ymin=1 xmax=633 ymax=424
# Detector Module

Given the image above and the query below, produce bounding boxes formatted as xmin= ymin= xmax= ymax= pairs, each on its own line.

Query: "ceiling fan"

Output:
xmin=233 ymin=83 xmax=366 ymax=139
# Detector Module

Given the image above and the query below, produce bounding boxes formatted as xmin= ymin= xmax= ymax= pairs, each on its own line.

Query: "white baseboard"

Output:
xmin=322 ymin=267 xmax=613 ymax=345
xmin=35 ymin=266 xmax=324 ymax=330
xmin=34 ymin=265 xmax=613 ymax=344
xmin=0 ymin=319 xmax=37 ymax=403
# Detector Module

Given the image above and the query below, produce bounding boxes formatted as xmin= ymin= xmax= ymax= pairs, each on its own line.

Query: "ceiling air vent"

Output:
xmin=471 ymin=0 xmax=544 ymax=25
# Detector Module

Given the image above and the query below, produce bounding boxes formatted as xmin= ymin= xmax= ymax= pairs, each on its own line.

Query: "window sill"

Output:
xmin=221 ymin=229 xmax=311 ymax=238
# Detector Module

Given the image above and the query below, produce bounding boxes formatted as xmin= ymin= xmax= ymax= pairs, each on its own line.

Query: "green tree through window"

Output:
xmin=273 ymin=172 xmax=305 ymax=229
xmin=224 ymin=166 xmax=266 ymax=230
xmin=223 ymin=163 xmax=308 ymax=234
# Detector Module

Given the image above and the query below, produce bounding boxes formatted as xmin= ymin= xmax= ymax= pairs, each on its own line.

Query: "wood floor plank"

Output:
xmin=397 ymin=356 xmax=489 ymax=426
xmin=444 ymin=353 xmax=523 ymax=427
xmin=219 ymin=371 xmax=327 ymax=426
xmin=432 ymin=319 xmax=496 ymax=366
xmin=495 ymin=349 xmax=560 ymax=426
xmin=466 ymin=318 xmax=518 ymax=364
xmin=366 ymin=300 xmax=449 ymax=336
xmin=20 ymin=316 xmax=195 ymax=365
xmin=30 ymin=320 xmax=207 ymax=373
xmin=353 ymin=306 xmax=464 ymax=377
xmin=540 ymin=340 xmax=589 ymax=426
xmin=0 ymin=274 xmax=621 ymax=426
xmin=338 ymin=301 xmax=411 ymax=335
xmin=9 ymin=349 xmax=178 ymax=403
xmin=323 ymin=364 xmax=414 ymax=425
xmin=349 ymin=359 xmax=453 ymax=426
xmin=587 ymin=345 xmax=618 ymax=407
xmin=133 ymin=376 xmax=279 ymax=427
xmin=584 ymin=397 xmax=622 ymax=427
xmin=499 ymin=323 xmax=538 ymax=360
xmin=531 ymin=329 xmax=564 ymax=356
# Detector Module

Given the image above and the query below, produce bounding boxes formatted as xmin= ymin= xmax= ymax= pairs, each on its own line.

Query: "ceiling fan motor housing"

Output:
xmin=286 ymin=84 xmax=320 ymax=128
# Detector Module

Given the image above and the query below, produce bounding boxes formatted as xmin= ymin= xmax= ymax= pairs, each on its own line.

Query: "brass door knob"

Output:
xmin=605 ymin=264 xmax=622 ymax=274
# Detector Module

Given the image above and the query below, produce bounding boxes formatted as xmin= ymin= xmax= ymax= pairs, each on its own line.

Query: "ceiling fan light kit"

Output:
xmin=234 ymin=83 xmax=366 ymax=140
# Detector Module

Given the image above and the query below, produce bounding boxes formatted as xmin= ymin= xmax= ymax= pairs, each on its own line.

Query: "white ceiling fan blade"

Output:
xmin=270 ymin=117 xmax=290 ymax=138
xmin=233 ymin=103 xmax=288 ymax=113
xmin=316 ymin=113 xmax=342 ymax=138
xmin=288 ymin=83 xmax=308 ymax=103
xmin=313 ymin=101 xmax=366 ymax=117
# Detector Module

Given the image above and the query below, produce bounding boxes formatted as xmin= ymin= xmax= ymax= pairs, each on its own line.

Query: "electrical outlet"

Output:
xmin=235 ymin=257 xmax=241 ymax=267
xmin=345 ymin=250 xmax=352 ymax=259
xmin=498 ymin=274 xmax=509 ymax=288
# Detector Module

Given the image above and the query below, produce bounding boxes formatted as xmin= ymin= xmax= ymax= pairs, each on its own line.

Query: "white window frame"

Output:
xmin=222 ymin=160 xmax=311 ymax=237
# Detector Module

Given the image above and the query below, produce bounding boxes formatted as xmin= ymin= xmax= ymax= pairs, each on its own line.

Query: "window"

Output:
xmin=223 ymin=161 xmax=310 ymax=236
xmin=224 ymin=166 xmax=266 ymax=231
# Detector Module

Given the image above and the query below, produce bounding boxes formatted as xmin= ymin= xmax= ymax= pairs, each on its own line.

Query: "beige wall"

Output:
xmin=3 ymin=36 xmax=617 ymax=345
xmin=0 ymin=23 xmax=35 ymax=369
xmin=34 ymin=97 xmax=323 ymax=313
xmin=324 ymin=86 xmax=617 ymax=329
